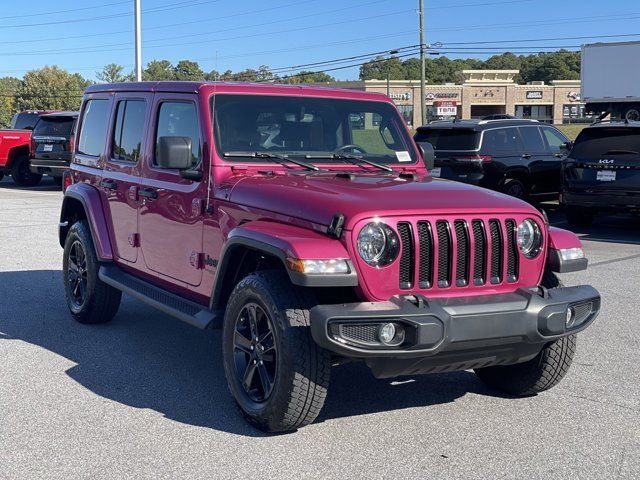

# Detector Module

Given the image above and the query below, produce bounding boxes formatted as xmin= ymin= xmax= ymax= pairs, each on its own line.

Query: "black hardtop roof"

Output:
xmin=416 ymin=118 xmax=541 ymax=132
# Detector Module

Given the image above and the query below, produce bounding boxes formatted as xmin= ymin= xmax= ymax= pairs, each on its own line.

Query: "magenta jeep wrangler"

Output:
xmin=59 ymin=82 xmax=600 ymax=432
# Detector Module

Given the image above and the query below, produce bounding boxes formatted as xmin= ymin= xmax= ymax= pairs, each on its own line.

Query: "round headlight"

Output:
xmin=357 ymin=222 xmax=400 ymax=267
xmin=517 ymin=219 xmax=543 ymax=258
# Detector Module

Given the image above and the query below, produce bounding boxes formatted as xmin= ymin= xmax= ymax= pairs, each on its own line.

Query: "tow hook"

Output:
xmin=402 ymin=294 xmax=430 ymax=308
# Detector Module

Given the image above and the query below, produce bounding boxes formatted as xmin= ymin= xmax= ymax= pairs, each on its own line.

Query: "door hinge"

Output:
xmin=128 ymin=233 xmax=140 ymax=248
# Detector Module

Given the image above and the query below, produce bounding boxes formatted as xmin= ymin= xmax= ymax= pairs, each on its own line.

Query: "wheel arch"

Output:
xmin=5 ymin=144 xmax=29 ymax=169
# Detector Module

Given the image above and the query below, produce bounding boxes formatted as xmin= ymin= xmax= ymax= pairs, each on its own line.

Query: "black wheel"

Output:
xmin=10 ymin=155 xmax=42 ymax=187
xmin=0 ymin=171 xmax=4 ymax=182
xmin=63 ymin=221 xmax=121 ymax=324
xmin=565 ymin=207 xmax=594 ymax=228
xmin=502 ymin=178 xmax=527 ymax=199
xmin=222 ymin=270 xmax=331 ymax=432
xmin=474 ymin=272 xmax=576 ymax=396
xmin=625 ymin=108 xmax=640 ymax=121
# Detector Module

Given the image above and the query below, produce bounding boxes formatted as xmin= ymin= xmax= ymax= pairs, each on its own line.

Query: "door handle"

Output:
xmin=521 ymin=154 xmax=532 ymax=159
xmin=138 ymin=188 xmax=158 ymax=200
xmin=100 ymin=179 xmax=117 ymax=190
xmin=554 ymin=153 xmax=563 ymax=158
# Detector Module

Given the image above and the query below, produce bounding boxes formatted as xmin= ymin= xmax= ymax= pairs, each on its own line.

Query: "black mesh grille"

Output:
xmin=454 ymin=220 xmax=469 ymax=287
xmin=436 ymin=221 xmax=451 ymax=287
xmin=417 ymin=221 xmax=433 ymax=288
xmin=397 ymin=222 xmax=414 ymax=289
xmin=505 ymin=219 xmax=518 ymax=282
xmin=341 ymin=324 xmax=378 ymax=345
xmin=472 ymin=220 xmax=486 ymax=285
xmin=489 ymin=219 xmax=503 ymax=283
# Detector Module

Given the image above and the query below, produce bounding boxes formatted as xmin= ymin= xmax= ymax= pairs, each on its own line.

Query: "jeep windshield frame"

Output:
xmin=211 ymin=94 xmax=419 ymax=166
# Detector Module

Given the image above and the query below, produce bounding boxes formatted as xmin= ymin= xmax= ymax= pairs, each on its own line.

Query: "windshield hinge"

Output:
xmin=327 ymin=213 xmax=345 ymax=239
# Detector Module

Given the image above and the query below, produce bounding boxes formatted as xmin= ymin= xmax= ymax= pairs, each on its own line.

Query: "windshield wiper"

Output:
xmin=224 ymin=151 xmax=319 ymax=171
xmin=304 ymin=153 xmax=393 ymax=172
xmin=601 ymin=149 xmax=640 ymax=155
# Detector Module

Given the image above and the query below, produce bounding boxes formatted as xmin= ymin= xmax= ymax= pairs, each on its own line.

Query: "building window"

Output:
xmin=562 ymin=103 xmax=593 ymax=124
xmin=396 ymin=105 xmax=413 ymax=126
xmin=515 ymin=105 xmax=553 ymax=124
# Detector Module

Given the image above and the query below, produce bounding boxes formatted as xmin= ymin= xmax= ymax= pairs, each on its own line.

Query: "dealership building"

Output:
xmin=329 ymin=70 xmax=586 ymax=127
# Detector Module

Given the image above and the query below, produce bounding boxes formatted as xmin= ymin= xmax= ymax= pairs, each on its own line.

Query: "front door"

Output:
xmin=100 ymin=94 xmax=151 ymax=264
xmin=539 ymin=126 xmax=569 ymax=194
xmin=138 ymin=94 xmax=205 ymax=287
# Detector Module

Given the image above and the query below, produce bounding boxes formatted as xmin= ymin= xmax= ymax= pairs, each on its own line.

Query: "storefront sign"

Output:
xmin=435 ymin=100 xmax=457 ymax=117
xmin=526 ymin=90 xmax=544 ymax=100
xmin=567 ymin=91 xmax=581 ymax=101
xmin=426 ymin=92 xmax=459 ymax=100
xmin=389 ymin=92 xmax=411 ymax=100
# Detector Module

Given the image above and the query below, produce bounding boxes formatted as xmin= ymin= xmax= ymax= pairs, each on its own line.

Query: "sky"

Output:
xmin=0 ymin=0 xmax=638 ymax=81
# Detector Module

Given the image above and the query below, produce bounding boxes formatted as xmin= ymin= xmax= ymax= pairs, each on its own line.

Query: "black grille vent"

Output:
xmin=454 ymin=220 xmax=469 ymax=287
xmin=489 ymin=220 xmax=503 ymax=284
xmin=505 ymin=219 xmax=518 ymax=282
xmin=341 ymin=324 xmax=378 ymax=345
xmin=472 ymin=220 xmax=486 ymax=285
xmin=397 ymin=222 xmax=414 ymax=289
xmin=417 ymin=221 xmax=433 ymax=288
xmin=436 ymin=221 xmax=451 ymax=288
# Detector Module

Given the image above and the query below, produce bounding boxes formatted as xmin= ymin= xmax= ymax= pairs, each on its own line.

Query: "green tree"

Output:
xmin=0 ymin=77 xmax=20 ymax=128
xmin=96 ymin=63 xmax=131 ymax=83
xmin=14 ymin=66 xmax=90 ymax=111
xmin=283 ymin=70 xmax=336 ymax=84
xmin=174 ymin=60 xmax=205 ymax=81
xmin=143 ymin=60 xmax=175 ymax=81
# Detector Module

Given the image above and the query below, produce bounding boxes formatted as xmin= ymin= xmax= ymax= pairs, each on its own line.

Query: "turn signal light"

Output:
xmin=62 ymin=170 xmax=73 ymax=192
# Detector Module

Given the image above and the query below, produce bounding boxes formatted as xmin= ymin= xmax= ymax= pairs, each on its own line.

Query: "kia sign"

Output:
xmin=435 ymin=100 xmax=457 ymax=117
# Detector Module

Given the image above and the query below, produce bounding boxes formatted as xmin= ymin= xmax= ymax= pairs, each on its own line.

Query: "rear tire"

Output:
xmin=11 ymin=155 xmax=42 ymax=187
xmin=502 ymin=178 xmax=527 ymax=200
xmin=474 ymin=272 xmax=577 ymax=396
xmin=63 ymin=220 xmax=121 ymax=324
xmin=566 ymin=207 xmax=594 ymax=228
xmin=222 ymin=270 xmax=331 ymax=432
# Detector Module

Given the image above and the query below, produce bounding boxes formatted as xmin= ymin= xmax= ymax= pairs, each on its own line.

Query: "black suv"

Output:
xmin=414 ymin=119 xmax=570 ymax=200
xmin=29 ymin=111 xmax=78 ymax=183
xmin=561 ymin=121 xmax=640 ymax=227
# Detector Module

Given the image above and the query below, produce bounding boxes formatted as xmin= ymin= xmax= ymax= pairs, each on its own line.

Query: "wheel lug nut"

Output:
xmin=253 ymin=359 xmax=257 ymax=365
xmin=250 ymin=345 xmax=254 ymax=351
xmin=259 ymin=360 xmax=263 ymax=365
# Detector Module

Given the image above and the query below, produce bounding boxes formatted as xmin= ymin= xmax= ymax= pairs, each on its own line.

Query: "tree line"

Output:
xmin=0 ymin=51 xmax=581 ymax=128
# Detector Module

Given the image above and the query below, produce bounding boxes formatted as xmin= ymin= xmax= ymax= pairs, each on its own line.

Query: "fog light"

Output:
xmin=379 ymin=323 xmax=396 ymax=344
xmin=566 ymin=307 xmax=575 ymax=328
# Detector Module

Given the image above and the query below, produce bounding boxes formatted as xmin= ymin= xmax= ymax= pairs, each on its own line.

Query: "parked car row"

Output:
xmin=0 ymin=109 xmax=78 ymax=188
xmin=413 ymin=117 xmax=640 ymax=227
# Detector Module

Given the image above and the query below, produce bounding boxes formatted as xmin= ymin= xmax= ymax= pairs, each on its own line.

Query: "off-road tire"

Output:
xmin=63 ymin=220 xmax=121 ymax=324
xmin=474 ymin=271 xmax=577 ymax=396
xmin=502 ymin=178 xmax=527 ymax=200
xmin=222 ymin=270 xmax=331 ymax=433
xmin=10 ymin=154 xmax=42 ymax=187
xmin=565 ymin=207 xmax=594 ymax=228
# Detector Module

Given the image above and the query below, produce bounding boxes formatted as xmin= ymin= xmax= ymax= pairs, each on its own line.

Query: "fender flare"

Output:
xmin=546 ymin=226 xmax=587 ymax=273
xmin=59 ymin=183 xmax=114 ymax=261
xmin=5 ymin=144 xmax=29 ymax=169
xmin=210 ymin=220 xmax=357 ymax=309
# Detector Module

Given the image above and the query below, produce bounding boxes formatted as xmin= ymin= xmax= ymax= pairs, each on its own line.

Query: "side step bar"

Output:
xmin=99 ymin=264 xmax=222 ymax=329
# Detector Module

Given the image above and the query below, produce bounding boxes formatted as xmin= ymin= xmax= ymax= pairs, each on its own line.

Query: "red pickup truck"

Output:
xmin=0 ymin=110 xmax=53 ymax=186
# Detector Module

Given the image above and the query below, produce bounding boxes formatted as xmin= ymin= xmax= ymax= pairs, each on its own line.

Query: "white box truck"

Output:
xmin=582 ymin=41 xmax=640 ymax=120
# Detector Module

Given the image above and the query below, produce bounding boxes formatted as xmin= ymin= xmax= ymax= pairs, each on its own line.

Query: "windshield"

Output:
xmin=33 ymin=116 xmax=75 ymax=137
xmin=414 ymin=128 xmax=479 ymax=151
xmin=570 ymin=127 xmax=640 ymax=161
xmin=213 ymin=94 xmax=418 ymax=164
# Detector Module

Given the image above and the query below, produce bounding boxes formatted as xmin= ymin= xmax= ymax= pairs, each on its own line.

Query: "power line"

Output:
xmin=0 ymin=0 xmax=129 ymax=20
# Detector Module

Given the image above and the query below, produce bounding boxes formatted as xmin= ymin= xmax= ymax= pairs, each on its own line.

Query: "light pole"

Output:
xmin=134 ymin=0 xmax=142 ymax=82
xmin=386 ymin=49 xmax=399 ymax=97
xmin=419 ymin=0 xmax=426 ymax=125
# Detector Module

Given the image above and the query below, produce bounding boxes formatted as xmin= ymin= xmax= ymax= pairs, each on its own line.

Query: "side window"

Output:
xmin=112 ymin=100 xmax=146 ymax=163
xmin=541 ymin=126 xmax=567 ymax=153
xmin=481 ymin=128 xmax=520 ymax=153
xmin=155 ymin=101 xmax=200 ymax=167
xmin=518 ymin=126 xmax=546 ymax=152
xmin=78 ymin=99 xmax=110 ymax=157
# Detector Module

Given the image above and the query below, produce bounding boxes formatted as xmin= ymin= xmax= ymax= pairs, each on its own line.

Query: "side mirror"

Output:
xmin=416 ymin=141 xmax=435 ymax=170
xmin=157 ymin=136 xmax=193 ymax=170
xmin=560 ymin=141 xmax=573 ymax=153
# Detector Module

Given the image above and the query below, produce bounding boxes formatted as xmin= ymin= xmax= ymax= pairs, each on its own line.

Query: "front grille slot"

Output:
xmin=488 ymin=220 xmax=503 ymax=284
xmin=505 ymin=219 xmax=518 ymax=282
xmin=472 ymin=220 xmax=487 ymax=285
xmin=417 ymin=221 xmax=433 ymax=288
xmin=436 ymin=221 xmax=451 ymax=288
xmin=397 ymin=222 xmax=414 ymax=289
xmin=454 ymin=220 xmax=469 ymax=287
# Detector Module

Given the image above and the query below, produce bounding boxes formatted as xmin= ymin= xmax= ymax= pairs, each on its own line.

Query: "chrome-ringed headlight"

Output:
xmin=357 ymin=222 xmax=400 ymax=267
xmin=517 ymin=219 xmax=543 ymax=258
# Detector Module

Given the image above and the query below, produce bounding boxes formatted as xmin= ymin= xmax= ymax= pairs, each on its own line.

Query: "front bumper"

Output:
xmin=310 ymin=285 xmax=600 ymax=378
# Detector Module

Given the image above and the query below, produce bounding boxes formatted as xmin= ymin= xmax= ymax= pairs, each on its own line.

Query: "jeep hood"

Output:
xmin=224 ymin=172 xmax=536 ymax=229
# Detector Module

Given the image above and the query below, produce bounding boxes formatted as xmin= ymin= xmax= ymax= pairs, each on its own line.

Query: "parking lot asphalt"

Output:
xmin=0 ymin=176 xmax=638 ymax=480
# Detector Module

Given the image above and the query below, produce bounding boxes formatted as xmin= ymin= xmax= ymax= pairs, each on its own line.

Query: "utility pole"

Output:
xmin=134 ymin=0 xmax=142 ymax=82
xmin=419 ymin=0 xmax=426 ymax=126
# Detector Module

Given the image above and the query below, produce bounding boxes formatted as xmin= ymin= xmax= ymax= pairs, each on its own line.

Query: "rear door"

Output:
xmin=518 ymin=125 xmax=552 ymax=194
xmin=33 ymin=116 xmax=76 ymax=163
xmin=414 ymin=128 xmax=480 ymax=179
xmin=138 ymin=94 xmax=206 ymax=287
xmin=100 ymin=94 xmax=151 ymax=265
xmin=567 ymin=127 xmax=640 ymax=192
